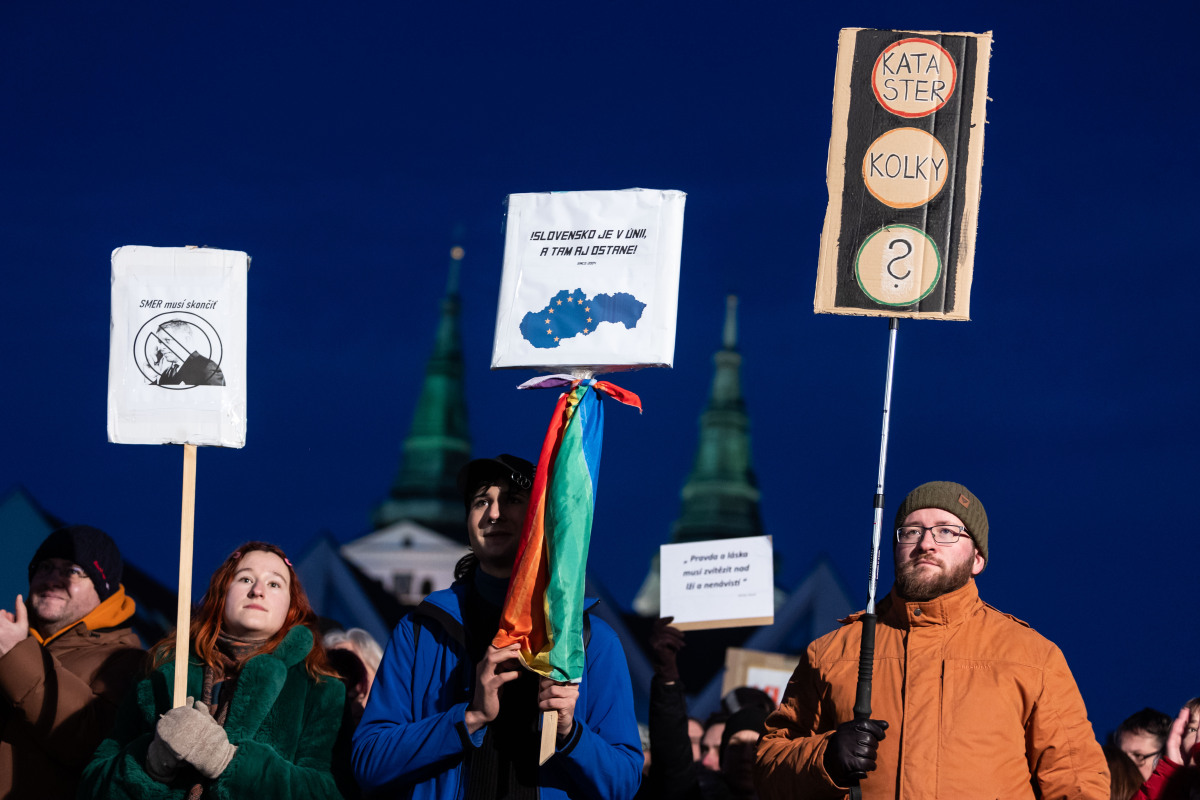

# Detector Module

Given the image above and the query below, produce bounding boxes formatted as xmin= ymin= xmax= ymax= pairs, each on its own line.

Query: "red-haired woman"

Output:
xmin=82 ymin=542 xmax=348 ymax=799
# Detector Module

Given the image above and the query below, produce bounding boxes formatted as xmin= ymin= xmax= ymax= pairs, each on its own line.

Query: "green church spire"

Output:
xmin=372 ymin=241 xmax=472 ymax=540
xmin=671 ymin=294 xmax=763 ymax=542
xmin=634 ymin=295 xmax=763 ymax=614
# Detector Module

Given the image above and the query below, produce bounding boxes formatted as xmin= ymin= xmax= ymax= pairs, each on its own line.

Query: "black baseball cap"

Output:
xmin=456 ymin=454 xmax=535 ymax=506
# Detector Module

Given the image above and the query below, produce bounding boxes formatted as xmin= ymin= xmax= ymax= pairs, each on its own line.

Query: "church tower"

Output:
xmin=371 ymin=242 xmax=473 ymax=542
xmin=634 ymin=295 xmax=765 ymax=615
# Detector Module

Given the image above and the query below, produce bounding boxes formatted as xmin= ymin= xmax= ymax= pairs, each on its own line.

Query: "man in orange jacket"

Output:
xmin=754 ymin=481 xmax=1109 ymax=799
xmin=0 ymin=525 xmax=145 ymax=799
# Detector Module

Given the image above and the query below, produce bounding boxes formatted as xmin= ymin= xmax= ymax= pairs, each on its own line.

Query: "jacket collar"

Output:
xmin=178 ymin=625 xmax=315 ymax=742
xmin=880 ymin=578 xmax=983 ymax=628
xmin=32 ymin=584 xmax=137 ymax=645
xmin=270 ymin=624 xmax=314 ymax=667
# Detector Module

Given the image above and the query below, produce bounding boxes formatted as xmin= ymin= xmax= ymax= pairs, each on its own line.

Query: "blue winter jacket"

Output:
xmin=352 ymin=581 xmax=643 ymax=799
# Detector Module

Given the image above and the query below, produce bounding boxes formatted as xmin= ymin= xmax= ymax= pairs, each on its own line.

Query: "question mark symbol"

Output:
xmin=886 ymin=237 xmax=913 ymax=284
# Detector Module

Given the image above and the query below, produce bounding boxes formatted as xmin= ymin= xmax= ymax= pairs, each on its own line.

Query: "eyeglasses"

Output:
xmin=896 ymin=525 xmax=972 ymax=545
xmin=31 ymin=561 xmax=91 ymax=582
xmin=1124 ymin=749 xmax=1162 ymax=766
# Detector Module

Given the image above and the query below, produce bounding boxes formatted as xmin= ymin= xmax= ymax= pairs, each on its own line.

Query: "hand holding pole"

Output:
xmin=848 ymin=318 xmax=899 ymax=798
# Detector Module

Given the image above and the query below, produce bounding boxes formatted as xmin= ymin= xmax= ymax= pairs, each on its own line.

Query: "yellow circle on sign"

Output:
xmin=862 ymin=128 xmax=949 ymax=209
xmin=855 ymin=224 xmax=942 ymax=307
xmin=871 ymin=38 xmax=957 ymax=118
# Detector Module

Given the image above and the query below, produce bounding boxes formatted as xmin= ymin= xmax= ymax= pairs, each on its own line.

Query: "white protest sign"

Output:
xmin=491 ymin=188 xmax=685 ymax=371
xmin=108 ymin=245 xmax=248 ymax=447
xmin=659 ymin=535 xmax=774 ymax=630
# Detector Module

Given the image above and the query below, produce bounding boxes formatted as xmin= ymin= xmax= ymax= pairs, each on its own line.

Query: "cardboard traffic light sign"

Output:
xmin=815 ymin=29 xmax=992 ymax=320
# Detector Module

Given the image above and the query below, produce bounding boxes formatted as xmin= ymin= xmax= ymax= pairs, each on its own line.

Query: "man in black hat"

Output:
xmin=0 ymin=525 xmax=145 ymax=799
xmin=354 ymin=454 xmax=644 ymax=799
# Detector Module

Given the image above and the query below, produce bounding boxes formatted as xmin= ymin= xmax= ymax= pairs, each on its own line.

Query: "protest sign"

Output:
xmin=814 ymin=29 xmax=992 ymax=320
xmin=659 ymin=535 xmax=774 ymax=630
xmin=721 ymin=647 xmax=801 ymax=706
xmin=491 ymin=188 xmax=685 ymax=371
xmin=108 ymin=245 xmax=248 ymax=447
xmin=108 ymin=244 xmax=248 ymax=707
xmin=490 ymin=189 xmax=680 ymax=761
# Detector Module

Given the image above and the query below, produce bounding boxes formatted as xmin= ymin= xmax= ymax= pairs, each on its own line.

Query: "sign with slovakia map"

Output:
xmin=491 ymin=188 xmax=685 ymax=371
xmin=108 ymin=245 xmax=248 ymax=447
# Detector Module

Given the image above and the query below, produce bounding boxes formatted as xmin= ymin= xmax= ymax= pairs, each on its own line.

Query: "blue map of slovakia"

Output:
xmin=519 ymin=288 xmax=646 ymax=349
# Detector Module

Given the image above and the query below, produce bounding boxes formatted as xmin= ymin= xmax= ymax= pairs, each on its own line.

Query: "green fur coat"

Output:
xmin=81 ymin=626 xmax=347 ymax=799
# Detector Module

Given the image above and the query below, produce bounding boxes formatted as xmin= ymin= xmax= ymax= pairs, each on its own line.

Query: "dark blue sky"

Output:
xmin=3 ymin=1 xmax=1197 ymax=739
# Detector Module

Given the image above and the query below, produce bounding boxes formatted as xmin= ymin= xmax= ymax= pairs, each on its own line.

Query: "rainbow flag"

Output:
xmin=493 ymin=376 xmax=641 ymax=682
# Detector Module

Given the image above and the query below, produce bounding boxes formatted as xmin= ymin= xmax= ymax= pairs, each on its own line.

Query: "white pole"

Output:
xmin=867 ymin=318 xmax=900 ymax=615
xmin=850 ymin=317 xmax=900 ymax=800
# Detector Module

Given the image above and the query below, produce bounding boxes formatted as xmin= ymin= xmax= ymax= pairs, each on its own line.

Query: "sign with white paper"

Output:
xmin=491 ymin=188 xmax=685 ymax=371
xmin=108 ymin=245 xmax=248 ymax=447
xmin=659 ymin=535 xmax=774 ymax=630
xmin=721 ymin=647 xmax=801 ymax=706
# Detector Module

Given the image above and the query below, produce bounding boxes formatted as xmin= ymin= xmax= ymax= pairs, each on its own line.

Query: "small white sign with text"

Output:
xmin=660 ymin=535 xmax=774 ymax=630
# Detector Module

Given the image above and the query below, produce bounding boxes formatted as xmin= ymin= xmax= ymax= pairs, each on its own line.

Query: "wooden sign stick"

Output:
xmin=539 ymin=709 xmax=558 ymax=765
xmin=172 ymin=443 xmax=197 ymax=708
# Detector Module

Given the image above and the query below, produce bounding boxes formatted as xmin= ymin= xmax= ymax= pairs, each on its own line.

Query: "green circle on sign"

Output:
xmin=854 ymin=224 xmax=942 ymax=307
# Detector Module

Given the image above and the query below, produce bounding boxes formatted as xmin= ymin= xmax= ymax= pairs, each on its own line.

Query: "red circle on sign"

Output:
xmin=871 ymin=38 xmax=957 ymax=118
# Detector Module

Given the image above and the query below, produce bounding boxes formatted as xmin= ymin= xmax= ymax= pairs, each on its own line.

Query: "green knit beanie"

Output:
xmin=893 ymin=481 xmax=988 ymax=562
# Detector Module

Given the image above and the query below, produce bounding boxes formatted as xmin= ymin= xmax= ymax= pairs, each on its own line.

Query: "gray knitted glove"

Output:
xmin=155 ymin=700 xmax=237 ymax=779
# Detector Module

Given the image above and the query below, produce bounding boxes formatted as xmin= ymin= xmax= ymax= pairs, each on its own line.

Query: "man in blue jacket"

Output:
xmin=352 ymin=454 xmax=643 ymax=799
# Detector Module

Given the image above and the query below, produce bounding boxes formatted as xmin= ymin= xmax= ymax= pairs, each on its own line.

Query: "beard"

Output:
xmin=893 ymin=554 xmax=975 ymax=602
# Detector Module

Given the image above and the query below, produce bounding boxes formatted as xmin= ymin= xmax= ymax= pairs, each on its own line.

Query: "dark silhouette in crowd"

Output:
xmin=698 ymin=688 xmax=774 ymax=774
xmin=639 ymin=615 xmax=773 ymax=799
xmin=82 ymin=542 xmax=348 ymax=798
xmin=755 ymin=481 xmax=1109 ymax=799
xmin=0 ymin=525 xmax=144 ymax=799
xmin=352 ymin=454 xmax=642 ymax=799
xmin=721 ymin=687 xmax=774 ymax=717
xmin=640 ymin=616 xmax=698 ymax=799
xmin=718 ymin=706 xmax=768 ymax=798
xmin=1115 ymin=708 xmax=1174 ymax=783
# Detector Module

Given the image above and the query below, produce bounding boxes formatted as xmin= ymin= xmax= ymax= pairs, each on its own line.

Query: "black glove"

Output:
xmin=649 ymin=616 xmax=684 ymax=683
xmin=823 ymin=718 xmax=888 ymax=786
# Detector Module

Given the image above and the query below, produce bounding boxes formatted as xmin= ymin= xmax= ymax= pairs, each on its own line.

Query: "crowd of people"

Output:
xmin=0 ymin=469 xmax=1195 ymax=799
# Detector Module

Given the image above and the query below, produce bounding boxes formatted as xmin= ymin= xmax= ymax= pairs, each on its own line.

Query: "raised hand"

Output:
xmin=649 ymin=616 xmax=685 ymax=683
xmin=1165 ymin=706 xmax=1189 ymax=765
xmin=465 ymin=643 xmax=523 ymax=734
xmin=0 ymin=596 xmax=30 ymax=657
